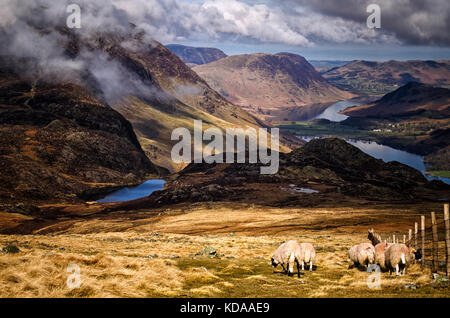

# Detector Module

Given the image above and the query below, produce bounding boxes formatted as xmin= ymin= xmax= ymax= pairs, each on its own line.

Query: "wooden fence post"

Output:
xmin=432 ymin=212 xmax=439 ymax=273
xmin=444 ymin=204 xmax=450 ymax=276
xmin=408 ymin=229 xmax=412 ymax=246
xmin=393 ymin=235 xmax=396 ymax=244
xmin=414 ymin=222 xmax=418 ymax=250
xmin=421 ymin=215 xmax=425 ymax=268
xmin=403 ymin=234 xmax=406 ymax=244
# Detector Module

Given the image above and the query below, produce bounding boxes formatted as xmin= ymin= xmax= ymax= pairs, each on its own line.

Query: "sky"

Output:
xmin=169 ymin=0 xmax=450 ymax=61
xmin=1 ymin=0 xmax=450 ymax=61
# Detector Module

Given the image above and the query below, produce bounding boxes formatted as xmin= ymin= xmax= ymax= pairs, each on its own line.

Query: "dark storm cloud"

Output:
xmin=286 ymin=0 xmax=450 ymax=45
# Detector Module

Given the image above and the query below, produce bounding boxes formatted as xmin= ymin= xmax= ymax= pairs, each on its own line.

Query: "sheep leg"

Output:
xmin=301 ymin=261 xmax=305 ymax=271
xmin=281 ymin=263 xmax=287 ymax=274
xmin=296 ymin=260 xmax=301 ymax=278
xmin=395 ymin=264 xmax=399 ymax=276
xmin=309 ymin=261 xmax=313 ymax=271
xmin=288 ymin=253 xmax=295 ymax=276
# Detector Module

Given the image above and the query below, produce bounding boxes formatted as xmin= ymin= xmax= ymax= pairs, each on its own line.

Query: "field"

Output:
xmin=1 ymin=202 xmax=448 ymax=298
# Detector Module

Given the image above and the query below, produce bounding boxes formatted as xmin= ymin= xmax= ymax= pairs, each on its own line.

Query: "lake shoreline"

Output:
xmin=276 ymin=98 xmax=449 ymax=180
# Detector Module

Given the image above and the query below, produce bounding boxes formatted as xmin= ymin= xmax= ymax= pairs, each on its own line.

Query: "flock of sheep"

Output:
xmin=270 ymin=229 xmax=421 ymax=278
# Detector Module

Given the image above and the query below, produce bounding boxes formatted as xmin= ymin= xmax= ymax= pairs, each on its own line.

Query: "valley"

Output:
xmin=1 ymin=0 xmax=450 ymax=301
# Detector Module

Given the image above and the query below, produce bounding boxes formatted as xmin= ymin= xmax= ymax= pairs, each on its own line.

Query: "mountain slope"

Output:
xmin=343 ymin=82 xmax=450 ymax=117
xmin=108 ymin=138 xmax=449 ymax=213
xmin=323 ymin=60 xmax=450 ymax=95
xmin=166 ymin=44 xmax=227 ymax=65
xmin=0 ymin=59 xmax=162 ymax=210
xmin=192 ymin=53 xmax=354 ymax=119
xmin=63 ymin=32 xmax=293 ymax=172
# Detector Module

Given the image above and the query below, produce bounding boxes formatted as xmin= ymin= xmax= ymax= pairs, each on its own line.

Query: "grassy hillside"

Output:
xmin=1 ymin=202 xmax=447 ymax=298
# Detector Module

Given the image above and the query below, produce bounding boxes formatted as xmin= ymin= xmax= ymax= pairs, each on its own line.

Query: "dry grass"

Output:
xmin=0 ymin=203 xmax=448 ymax=298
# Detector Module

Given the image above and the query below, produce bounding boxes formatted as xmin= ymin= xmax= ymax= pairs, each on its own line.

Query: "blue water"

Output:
xmin=299 ymin=136 xmax=450 ymax=185
xmin=308 ymin=100 xmax=363 ymax=122
xmin=97 ymin=179 xmax=166 ymax=203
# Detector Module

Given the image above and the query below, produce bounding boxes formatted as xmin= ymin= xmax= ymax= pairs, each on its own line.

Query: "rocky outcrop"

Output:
xmin=0 ymin=64 xmax=163 ymax=210
xmin=152 ymin=138 xmax=449 ymax=206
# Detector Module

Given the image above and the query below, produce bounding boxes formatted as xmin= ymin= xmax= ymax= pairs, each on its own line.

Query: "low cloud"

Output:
xmin=287 ymin=0 xmax=450 ymax=46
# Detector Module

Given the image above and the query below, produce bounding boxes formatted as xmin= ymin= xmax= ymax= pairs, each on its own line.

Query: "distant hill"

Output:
xmin=166 ymin=44 xmax=227 ymax=65
xmin=323 ymin=60 xmax=450 ymax=95
xmin=343 ymin=82 xmax=450 ymax=117
xmin=113 ymin=138 xmax=448 ymax=211
xmin=308 ymin=60 xmax=350 ymax=73
xmin=192 ymin=53 xmax=354 ymax=120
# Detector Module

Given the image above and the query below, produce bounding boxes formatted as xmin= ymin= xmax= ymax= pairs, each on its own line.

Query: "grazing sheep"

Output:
xmin=296 ymin=243 xmax=316 ymax=271
xmin=348 ymin=243 xmax=375 ymax=270
xmin=374 ymin=242 xmax=392 ymax=271
xmin=270 ymin=240 xmax=301 ymax=277
xmin=368 ymin=229 xmax=382 ymax=246
xmin=384 ymin=243 xmax=415 ymax=276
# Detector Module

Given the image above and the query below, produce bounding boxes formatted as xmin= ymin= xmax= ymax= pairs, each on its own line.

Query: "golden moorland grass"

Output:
xmin=0 ymin=202 xmax=448 ymax=298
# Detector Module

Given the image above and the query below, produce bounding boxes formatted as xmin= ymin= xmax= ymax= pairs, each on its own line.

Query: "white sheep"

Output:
xmin=270 ymin=240 xmax=301 ymax=277
xmin=296 ymin=242 xmax=316 ymax=271
xmin=384 ymin=243 xmax=415 ymax=276
xmin=374 ymin=242 xmax=392 ymax=271
xmin=348 ymin=243 xmax=375 ymax=270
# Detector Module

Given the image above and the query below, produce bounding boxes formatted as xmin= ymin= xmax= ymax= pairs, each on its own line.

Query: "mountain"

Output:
xmin=192 ymin=53 xmax=354 ymax=120
xmin=342 ymin=82 xmax=450 ymax=117
xmin=308 ymin=60 xmax=350 ymax=73
xmin=0 ymin=25 xmax=294 ymax=210
xmin=166 ymin=44 xmax=227 ymax=65
xmin=86 ymin=36 xmax=293 ymax=172
xmin=341 ymin=82 xmax=450 ymax=174
xmin=323 ymin=60 xmax=450 ymax=95
xmin=0 ymin=57 xmax=162 ymax=210
xmin=105 ymin=138 xmax=449 ymax=213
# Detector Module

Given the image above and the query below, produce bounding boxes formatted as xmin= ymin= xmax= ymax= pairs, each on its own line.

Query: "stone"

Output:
xmin=2 ymin=243 xmax=20 ymax=254
xmin=196 ymin=246 xmax=217 ymax=256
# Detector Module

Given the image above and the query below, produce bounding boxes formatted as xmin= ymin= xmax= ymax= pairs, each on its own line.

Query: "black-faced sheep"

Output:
xmin=348 ymin=243 xmax=375 ymax=270
xmin=368 ymin=229 xmax=382 ymax=246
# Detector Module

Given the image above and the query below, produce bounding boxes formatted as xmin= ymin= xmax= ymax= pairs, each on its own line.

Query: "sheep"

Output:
xmin=384 ymin=243 xmax=415 ymax=276
xmin=270 ymin=240 xmax=301 ymax=277
xmin=348 ymin=243 xmax=375 ymax=270
xmin=368 ymin=229 xmax=382 ymax=246
xmin=295 ymin=242 xmax=316 ymax=271
xmin=374 ymin=242 xmax=392 ymax=271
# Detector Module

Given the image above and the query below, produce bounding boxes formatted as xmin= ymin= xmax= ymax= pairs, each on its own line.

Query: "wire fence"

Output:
xmin=376 ymin=204 xmax=449 ymax=275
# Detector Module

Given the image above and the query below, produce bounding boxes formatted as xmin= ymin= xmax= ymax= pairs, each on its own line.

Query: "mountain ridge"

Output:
xmin=166 ymin=44 xmax=227 ymax=65
xmin=193 ymin=52 xmax=354 ymax=120
xmin=323 ymin=59 xmax=450 ymax=95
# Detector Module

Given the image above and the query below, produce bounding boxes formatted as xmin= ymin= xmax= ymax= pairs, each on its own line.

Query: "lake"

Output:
xmin=97 ymin=179 xmax=166 ymax=203
xmin=308 ymin=99 xmax=363 ymax=122
xmin=299 ymin=136 xmax=450 ymax=185
xmin=300 ymin=99 xmax=450 ymax=185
